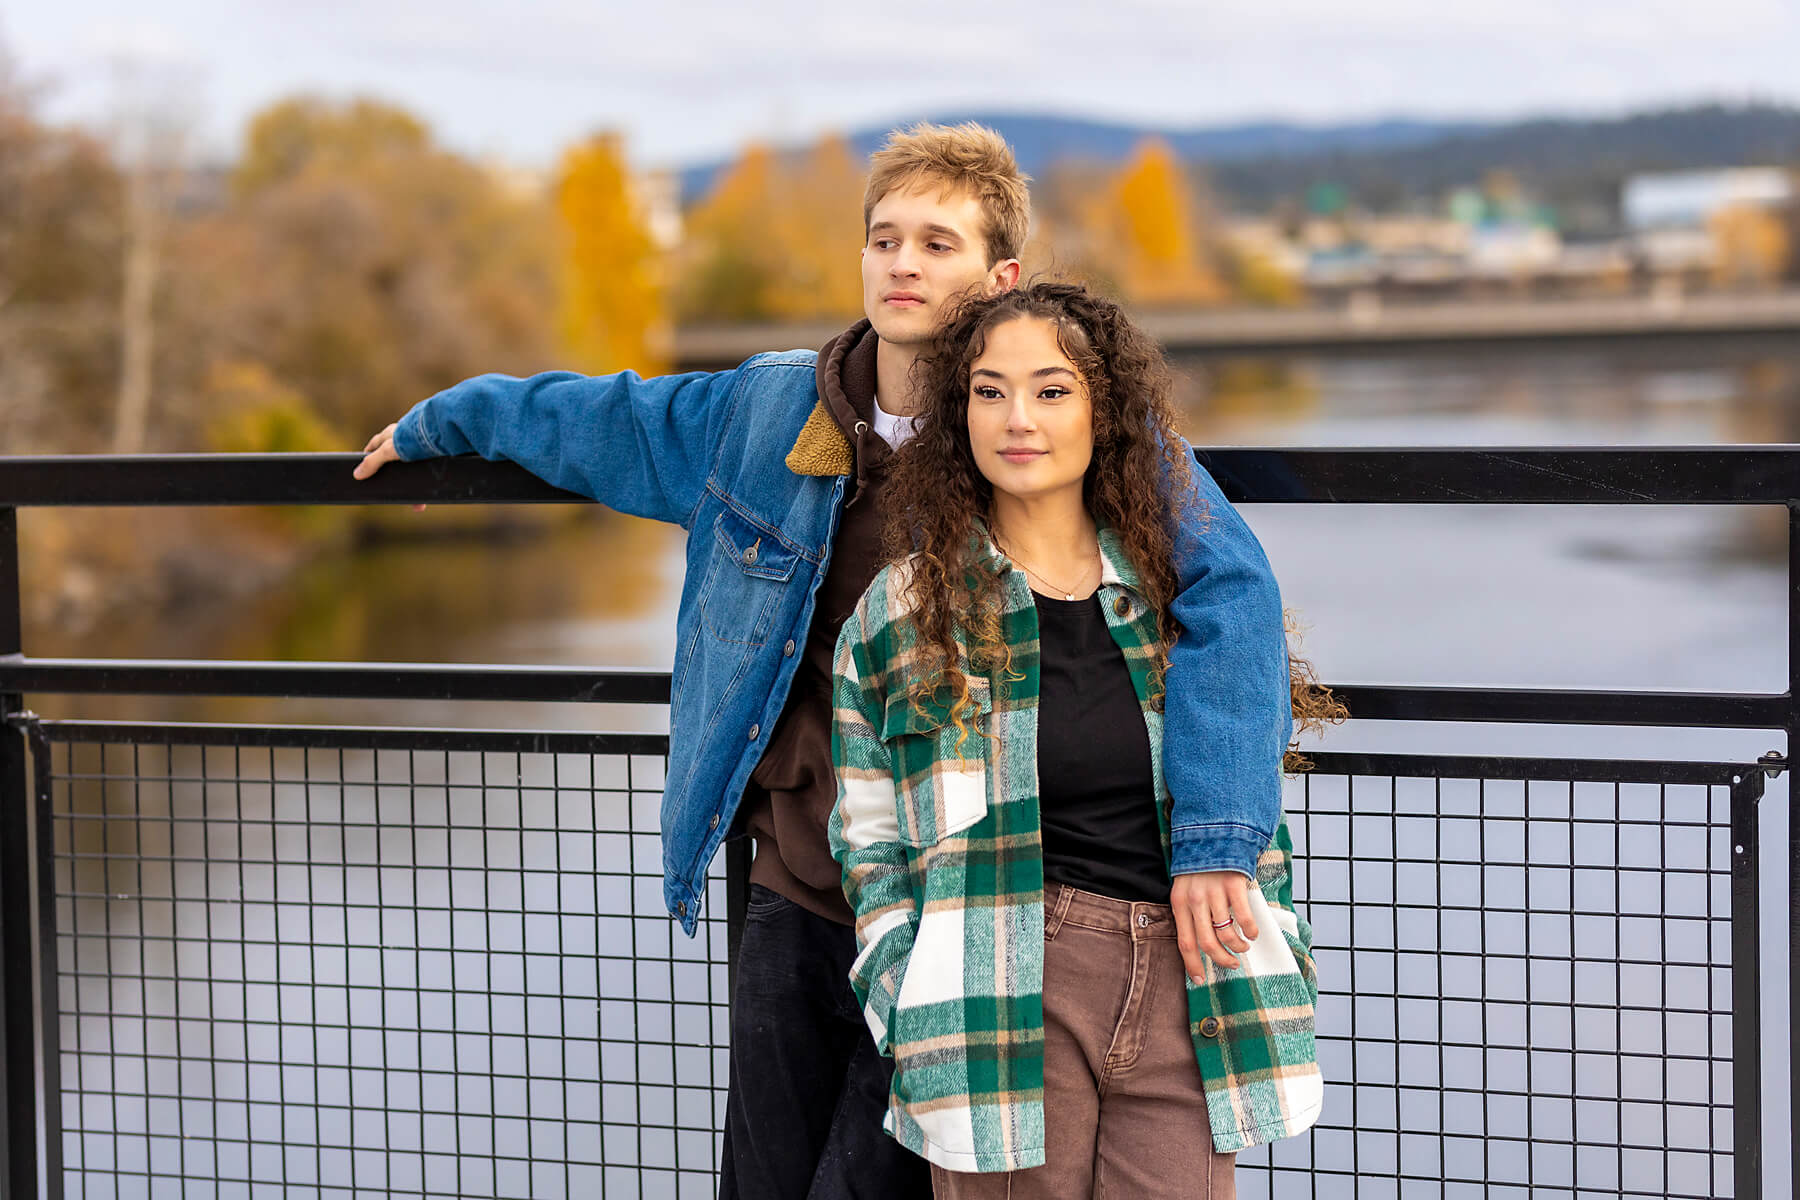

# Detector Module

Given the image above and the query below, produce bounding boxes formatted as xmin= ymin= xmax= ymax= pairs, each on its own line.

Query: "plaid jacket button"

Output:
xmin=1199 ymin=1016 xmax=1222 ymax=1038
xmin=1113 ymin=596 xmax=1130 ymax=617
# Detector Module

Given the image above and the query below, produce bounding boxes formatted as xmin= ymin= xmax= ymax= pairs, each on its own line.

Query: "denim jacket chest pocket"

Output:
xmin=879 ymin=676 xmax=992 ymax=847
xmin=700 ymin=506 xmax=799 ymax=646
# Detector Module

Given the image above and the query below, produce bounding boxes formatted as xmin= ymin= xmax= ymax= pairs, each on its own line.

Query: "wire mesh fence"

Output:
xmin=42 ymin=725 xmax=730 ymax=1200
xmin=26 ymin=724 xmax=1762 ymax=1199
xmin=1237 ymin=752 xmax=1757 ymax=1200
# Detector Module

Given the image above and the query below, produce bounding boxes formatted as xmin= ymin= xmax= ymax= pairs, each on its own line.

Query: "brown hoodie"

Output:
xmin=741 ymin=319 xmax=896 ymax=924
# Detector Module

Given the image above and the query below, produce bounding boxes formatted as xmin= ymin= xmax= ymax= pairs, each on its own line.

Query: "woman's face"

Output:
xmin=965 ymin=315 xmax=1094 ymax=508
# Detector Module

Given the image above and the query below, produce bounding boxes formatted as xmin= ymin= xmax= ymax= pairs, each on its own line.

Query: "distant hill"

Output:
xmin=676 ymin=104 xmax=1800 ymax=233
xmin=1209 ymin=103 xmax=1800 ymax=231
xmin=676 ymin=113 xmax=1484 ymax=204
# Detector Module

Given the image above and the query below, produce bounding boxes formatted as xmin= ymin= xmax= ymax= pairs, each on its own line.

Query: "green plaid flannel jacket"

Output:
xmin=828 ymin=528 xmax=1324 ymax=1172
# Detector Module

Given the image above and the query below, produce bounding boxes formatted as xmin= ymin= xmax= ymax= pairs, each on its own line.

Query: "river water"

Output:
xmin=22 ymin=340 xmax=1797 ymax=1196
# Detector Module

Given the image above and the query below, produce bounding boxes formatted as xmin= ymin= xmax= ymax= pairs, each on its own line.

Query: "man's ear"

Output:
xmin=989 ymin=259 xmax=1022 ymax=294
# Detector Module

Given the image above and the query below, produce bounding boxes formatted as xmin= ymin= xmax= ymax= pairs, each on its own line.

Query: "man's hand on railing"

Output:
xmin=353 ymin=423 xmax=426 ymax=510
xmin=354 ymin=424 xmax=401 ymax=479
xmin=1171 ymin=869 xmax=1259 ymax=980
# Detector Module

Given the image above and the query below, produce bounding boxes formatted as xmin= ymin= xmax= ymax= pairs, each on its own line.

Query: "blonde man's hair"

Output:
xmin=863 ymin=122 xmax=1031 ymax=265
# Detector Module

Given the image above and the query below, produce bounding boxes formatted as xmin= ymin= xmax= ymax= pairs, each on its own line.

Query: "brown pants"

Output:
xmin=929 ymin=882 xmax=1237 ymax=1200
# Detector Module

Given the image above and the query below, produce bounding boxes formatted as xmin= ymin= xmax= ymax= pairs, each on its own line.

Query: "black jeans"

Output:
xmin=718 ymin=885 xmax=932 ymax=1200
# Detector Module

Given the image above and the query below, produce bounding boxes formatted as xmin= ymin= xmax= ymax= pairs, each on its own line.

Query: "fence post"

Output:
xmin=1730 ymin=767 xmax=1766 ymax=1199
xmin=1787 ymin=499 xmax=1800 ymax=1196
xmin=1 ymin=504 xmax=41 ymax=1200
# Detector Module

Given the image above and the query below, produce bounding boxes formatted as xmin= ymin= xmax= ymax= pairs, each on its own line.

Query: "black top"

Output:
xmin=1033 ymin=592 xmax=1171 ymax=904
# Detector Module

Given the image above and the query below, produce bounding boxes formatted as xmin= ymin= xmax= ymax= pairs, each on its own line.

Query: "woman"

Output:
xmin=829 ymin=282 xmax=1339 ymax=1198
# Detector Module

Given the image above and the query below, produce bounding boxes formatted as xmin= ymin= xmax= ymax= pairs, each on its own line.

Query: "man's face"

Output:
xmin=862 ymin=183 xmax=1016 ymax=346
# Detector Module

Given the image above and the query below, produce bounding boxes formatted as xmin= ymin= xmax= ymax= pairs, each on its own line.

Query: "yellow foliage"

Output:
xmin=1107 ymin=139 xmax=1228 ymax=308
xmin=203 ymin=360 xmax=339 ymax=453
xmin=169 ymin=95 xmax=562 ymax=444
xmin=203 ymin=359 xmax=349 ymax=540
xmin=675 ymin=135 xmax=866 ymax=323
xmin=554 ymin=132 xmax=668 ymax=375
xmin=1228 ymin=246 xmax=1303 ymax=307
xmin=1054 ymin=139 xmax=1228 ymax=309
xmin=234 ymin=97 xmax=430 ymax=198
xmin=774 ymin=135 xmax=867 ymax=320
xmin=1116 ymin=139 xmax=1194 ymax=269
xmin=1711 ymin=203 xmax=1791 ymax=287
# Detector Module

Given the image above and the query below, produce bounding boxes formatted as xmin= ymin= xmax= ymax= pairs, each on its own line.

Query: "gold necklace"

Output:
xmin=996 ymin=536 xmax=1100 ymax=601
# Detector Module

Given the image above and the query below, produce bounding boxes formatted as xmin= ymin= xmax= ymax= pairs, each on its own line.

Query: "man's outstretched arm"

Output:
xmin=1162 ymin=443 xmax=1293 ymax=882
xmin=354 ymin=366 xmax=744 ymax=529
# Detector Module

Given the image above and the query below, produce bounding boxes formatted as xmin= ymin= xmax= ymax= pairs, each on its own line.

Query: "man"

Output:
xmin=355 ymin=123 xmax=1293 ymax=1199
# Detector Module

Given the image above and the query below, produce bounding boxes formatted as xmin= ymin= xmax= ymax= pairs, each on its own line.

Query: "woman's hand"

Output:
xmin=1170 ymin=870 xmax=1259 ymax=981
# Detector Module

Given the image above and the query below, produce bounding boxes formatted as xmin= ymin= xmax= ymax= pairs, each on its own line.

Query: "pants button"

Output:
xmin=1136 ymin=912 xmax=1150 ymax=928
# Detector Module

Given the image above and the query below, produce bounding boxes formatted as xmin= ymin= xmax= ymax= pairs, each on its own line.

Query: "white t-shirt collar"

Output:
xmin=870 ymin=393 xmax=919 ymax=450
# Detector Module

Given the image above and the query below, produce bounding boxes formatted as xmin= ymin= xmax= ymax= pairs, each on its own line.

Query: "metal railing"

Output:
xmin=1 ymin=447 xmax=1794 ymax=1198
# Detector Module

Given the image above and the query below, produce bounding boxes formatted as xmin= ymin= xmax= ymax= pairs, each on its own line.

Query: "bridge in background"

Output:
xmin=673 ymin=289 xmax=1800 ymax=369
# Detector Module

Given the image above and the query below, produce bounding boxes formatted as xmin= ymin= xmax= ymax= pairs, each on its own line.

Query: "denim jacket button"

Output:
xmin=748 ymin=724 xmax=760 ymax=741
xmin=783 ymin=640 xmax=796 ymax=657
xmin=743 ymin=544 xmax=758 ymax=566
xmin=709 ymin=813 xmax=720 ymax=831
xmin=677 ymin=901 xmax=687 ymax=918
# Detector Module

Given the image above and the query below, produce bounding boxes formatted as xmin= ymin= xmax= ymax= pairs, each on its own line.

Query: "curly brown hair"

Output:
xmin=881 ymin=282 xmax=1192 ymax=719
xmin=881 ymin=279 xmax=1345 ymax=770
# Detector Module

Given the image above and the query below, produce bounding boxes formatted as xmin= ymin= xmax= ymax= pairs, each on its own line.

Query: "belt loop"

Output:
xmin=1044 ymin=882 xmax=1075 ymax=941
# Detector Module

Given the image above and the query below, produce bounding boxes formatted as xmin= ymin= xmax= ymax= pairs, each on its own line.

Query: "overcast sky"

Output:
xmin=8 ymin=1 xmax=1798 ymax=168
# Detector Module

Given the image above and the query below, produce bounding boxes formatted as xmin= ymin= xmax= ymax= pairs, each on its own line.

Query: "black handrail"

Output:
xmin=2 ymin=446 xmax=1799 ymax=505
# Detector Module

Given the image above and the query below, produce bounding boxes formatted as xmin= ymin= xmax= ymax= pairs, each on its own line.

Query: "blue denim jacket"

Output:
xmin=393 ymin=351 xmax=1292 ymax=935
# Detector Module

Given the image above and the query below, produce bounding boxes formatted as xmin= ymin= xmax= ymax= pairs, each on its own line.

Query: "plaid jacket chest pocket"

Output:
xmin=879 ymin=677 xmax=992 ymax=847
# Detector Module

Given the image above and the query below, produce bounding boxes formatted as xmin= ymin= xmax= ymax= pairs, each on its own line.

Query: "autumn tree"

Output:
xmin=675 ymin=144 xmax=781 ymax=321
xmin=1099 ymin=138 xmax=1228 ymax=308
xmin=0 ymin=56 xmax=125 ymax=453
xmin=233 ymin=97 xmax=430 ymax=198
xmin=770 ymin=134 xmax=866 ymax=319
xmin=1711 ymin=203 xmax=1791 ymax=288
xmin=165 ymin=95 xmax=561 ymax=447
xmin=674 ymin=135 xmax=866 ymax=323
xmin=555 ymin=132 xmax=667 ymax=376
